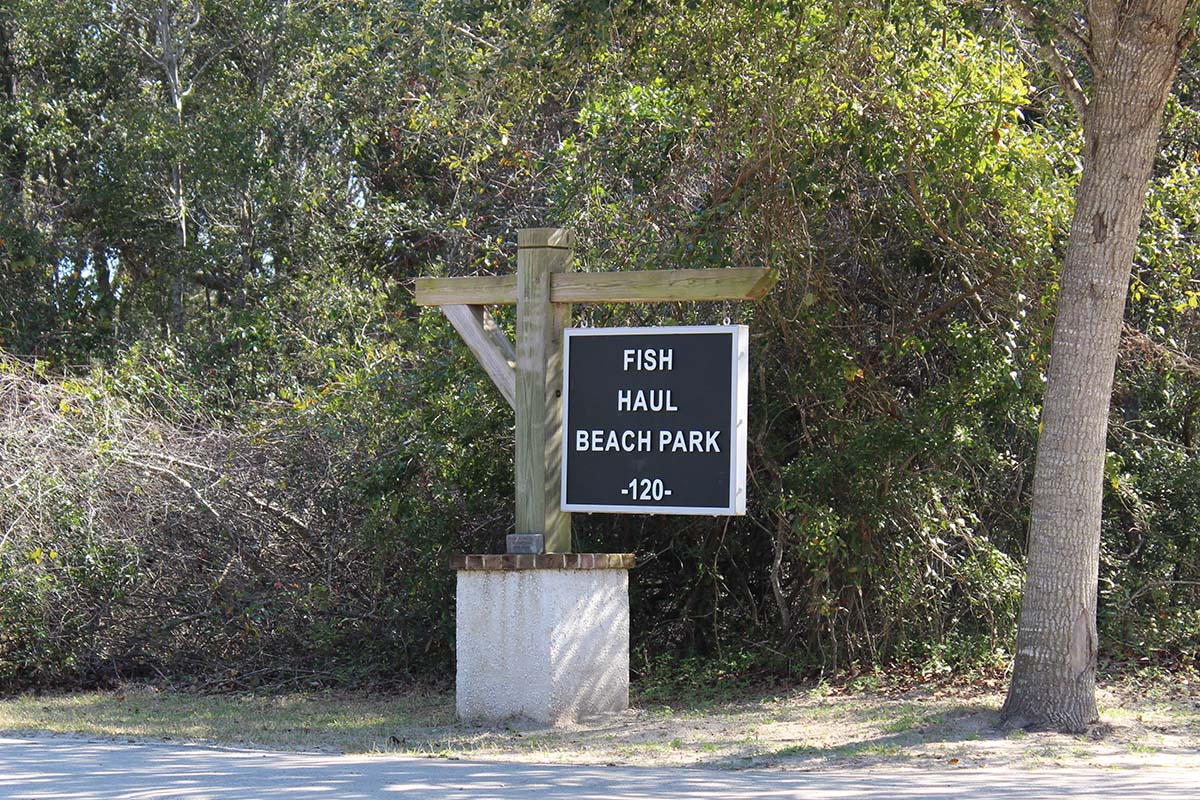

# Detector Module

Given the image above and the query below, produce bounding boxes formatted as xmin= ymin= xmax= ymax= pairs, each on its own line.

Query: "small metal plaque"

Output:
xmin=506 ymin=533 xmax=545 ymax=554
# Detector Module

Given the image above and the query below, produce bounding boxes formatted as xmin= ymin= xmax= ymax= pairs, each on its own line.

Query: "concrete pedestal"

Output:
xmin=452 ymin=553 xmax=633 ymax=725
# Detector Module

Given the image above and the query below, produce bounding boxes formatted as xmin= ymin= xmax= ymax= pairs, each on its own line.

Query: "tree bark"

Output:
xmin=0 ymin=14 xmax=27 ymax=205
xmin=1002 ymin=0 xmax=1191 ymax=732
xmin=151 ymin=0 xmax=194 ymax=337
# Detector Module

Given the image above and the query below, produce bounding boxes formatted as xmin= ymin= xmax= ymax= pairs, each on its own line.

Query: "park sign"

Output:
xmin=561 ymin=325 xmax=748 ymax=515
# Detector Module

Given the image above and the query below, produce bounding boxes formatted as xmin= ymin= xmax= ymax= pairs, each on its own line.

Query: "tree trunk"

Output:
xmin=1002 ymin=0 xmax=1191 ymax=732
xmin=0 ymin=15 xmax=27 ymax=205
xmin=157 ymin=0 xmax=188 ymax=337
xmin=169 ymin=158 xmax=186 ymax=336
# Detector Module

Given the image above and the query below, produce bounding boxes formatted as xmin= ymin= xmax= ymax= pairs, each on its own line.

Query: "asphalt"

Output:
xmin=0 ymin=735 xmax=1194 ymax=799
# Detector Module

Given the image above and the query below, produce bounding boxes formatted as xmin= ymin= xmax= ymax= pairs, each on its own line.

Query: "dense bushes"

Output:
xmin=0 ymin=304 xmax=512 ymax=690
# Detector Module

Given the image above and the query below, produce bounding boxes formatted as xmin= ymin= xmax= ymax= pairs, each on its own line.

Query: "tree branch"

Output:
xmin=904 ymin=143 xmax=988 ymax=260
xmin=1008 ymin=1 xmax=1090 ymax=117
xmin=1010 ymin=0 xmax=1093 ymax=55
xmin=1044 ymin=38 xmax=1089 ymax=117
xmin=1121 ymin=323 xmax=1200 ymax=377
xmin=117 ymin=456 xmax=225 ymax=528
xmin=120 ymin=449 xmax=314 ymax=534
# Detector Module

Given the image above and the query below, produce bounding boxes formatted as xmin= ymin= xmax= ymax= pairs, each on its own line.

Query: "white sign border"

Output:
xmin=560 ymin=324 xmax=748 ymax=516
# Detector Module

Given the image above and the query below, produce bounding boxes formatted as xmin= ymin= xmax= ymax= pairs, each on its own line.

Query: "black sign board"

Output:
xmin=560 ymin=326 xmax=748 ymax=515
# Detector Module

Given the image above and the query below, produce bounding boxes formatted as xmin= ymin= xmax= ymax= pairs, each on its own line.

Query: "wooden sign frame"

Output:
xmin=415 ymin=228 xmax=775 ymax=553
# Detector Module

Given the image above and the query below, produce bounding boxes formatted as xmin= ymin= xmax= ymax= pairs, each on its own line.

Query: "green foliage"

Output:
xmin=540 ymin=0 xmax=1060 ymax=672
xmin=0 ymin=0 xmax=1198 ymax=691
xmin=634 ymin=649 xmax=758 ymax=706
xmin=1101 ymin=444 xmax=1200 ymax=660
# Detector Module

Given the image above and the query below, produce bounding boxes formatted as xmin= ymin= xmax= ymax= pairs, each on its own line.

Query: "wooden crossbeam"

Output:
xmin=417 ymin=275 xmax=517 ymax=306
xmin=415 ymin=267 xmax=777 ymax=307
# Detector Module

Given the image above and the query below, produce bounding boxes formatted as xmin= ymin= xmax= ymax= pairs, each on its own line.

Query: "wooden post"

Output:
xmin=515 ymin=228 xmax=573 ymax=553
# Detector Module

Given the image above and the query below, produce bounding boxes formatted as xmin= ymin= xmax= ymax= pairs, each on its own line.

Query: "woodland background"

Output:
xmin=1 ymin=0 xmax=1198 ymax=692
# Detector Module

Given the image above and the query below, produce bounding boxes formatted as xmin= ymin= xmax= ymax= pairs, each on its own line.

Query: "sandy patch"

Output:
xmin=393 ymin=679 xmax=1200 ymax=771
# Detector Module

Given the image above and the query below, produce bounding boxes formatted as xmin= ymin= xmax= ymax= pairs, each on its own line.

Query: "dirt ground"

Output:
xmin=385 ymin=677 xmax=1200 ymax=770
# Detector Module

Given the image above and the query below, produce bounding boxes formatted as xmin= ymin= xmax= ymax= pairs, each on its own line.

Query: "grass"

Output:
xmin=880 ymin=708 xmax=943 ymax=733
xmin=0 ymin=688 xmax=455 ymax=753
xmin=0 ymin=675 xmax=1196 ymax=770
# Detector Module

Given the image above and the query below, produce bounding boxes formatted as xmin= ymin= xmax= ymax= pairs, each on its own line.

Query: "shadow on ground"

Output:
xmin=3 ymin=736 xmax=1198 ymax=800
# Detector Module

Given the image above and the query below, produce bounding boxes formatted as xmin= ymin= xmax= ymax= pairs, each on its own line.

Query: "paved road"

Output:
xmin=0 ymin=735 xmax=1193 ymax=799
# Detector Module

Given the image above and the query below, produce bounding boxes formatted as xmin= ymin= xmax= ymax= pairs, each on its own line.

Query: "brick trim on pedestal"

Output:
xmin=449 ymin=553 xmax=635 ymax=571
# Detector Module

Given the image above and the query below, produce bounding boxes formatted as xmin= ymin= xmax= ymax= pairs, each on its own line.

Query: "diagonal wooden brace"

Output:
xmin=442 ymin=305 xmax=516 ymax=410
